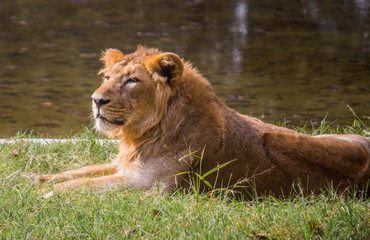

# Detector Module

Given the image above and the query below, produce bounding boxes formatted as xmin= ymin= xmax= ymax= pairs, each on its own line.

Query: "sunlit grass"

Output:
xmin=1 ymin=121 xmax=369 ymax=239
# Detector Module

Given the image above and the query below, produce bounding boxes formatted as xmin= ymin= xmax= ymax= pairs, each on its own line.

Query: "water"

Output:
xmin=0 ymin=0 xmax=369 ymax=137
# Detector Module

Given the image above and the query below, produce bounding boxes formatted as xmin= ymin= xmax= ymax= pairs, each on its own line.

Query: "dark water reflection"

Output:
xmin=0 ymin=0 xmax=369 ymax=136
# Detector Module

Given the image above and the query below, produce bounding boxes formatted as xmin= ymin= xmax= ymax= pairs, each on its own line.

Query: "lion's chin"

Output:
xmin=94 ymin=117 xmax=125 ymax=135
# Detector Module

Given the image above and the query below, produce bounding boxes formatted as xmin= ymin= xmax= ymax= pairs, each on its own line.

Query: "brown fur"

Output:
xmin=27 ymin=46 xmax=370 ymax=197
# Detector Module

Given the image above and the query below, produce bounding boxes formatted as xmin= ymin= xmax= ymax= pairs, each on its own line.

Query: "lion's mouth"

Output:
xmin=97 ymin=114 xmax=126 ymax=125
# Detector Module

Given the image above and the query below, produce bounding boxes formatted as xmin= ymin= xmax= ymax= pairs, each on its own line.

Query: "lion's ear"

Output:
xmin=100 ymin=49 xmax=125 ymax=68
xmin=146 ymin=53 xmax=184 ymax=88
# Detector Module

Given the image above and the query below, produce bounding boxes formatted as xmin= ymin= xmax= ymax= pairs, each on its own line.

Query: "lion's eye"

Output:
xmin=104 ymin=75 xmax=110 ymax=81
xmin=125 ymin=77 xmax=140 ymax=85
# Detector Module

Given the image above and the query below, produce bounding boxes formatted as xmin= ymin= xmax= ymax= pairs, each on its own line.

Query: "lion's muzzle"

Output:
xmin=92 ymin=95 xmax=111 ymax=108
xmin=92 ymin=93 xmax=126 ymax=127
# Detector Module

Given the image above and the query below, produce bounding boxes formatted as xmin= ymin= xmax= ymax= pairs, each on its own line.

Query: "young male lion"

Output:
xmin=28 ymin=46 xmax=370 ymax=197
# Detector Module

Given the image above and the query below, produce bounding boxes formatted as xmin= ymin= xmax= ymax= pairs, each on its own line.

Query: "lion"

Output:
xmin=26 ymin=46 xmax=370 ymax=197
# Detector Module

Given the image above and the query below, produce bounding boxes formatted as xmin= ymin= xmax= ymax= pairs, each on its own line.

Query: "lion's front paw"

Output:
xmin=22 ymin=172 xmax=50 ymax=184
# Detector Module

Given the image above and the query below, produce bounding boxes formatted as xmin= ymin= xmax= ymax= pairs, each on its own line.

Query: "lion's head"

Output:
xmin=91 ymin=46 xmax=184 ymax=140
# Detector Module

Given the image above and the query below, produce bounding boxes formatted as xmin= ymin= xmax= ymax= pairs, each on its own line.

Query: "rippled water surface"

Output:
xmin=0 ymin=0 xmax=369 ymax=136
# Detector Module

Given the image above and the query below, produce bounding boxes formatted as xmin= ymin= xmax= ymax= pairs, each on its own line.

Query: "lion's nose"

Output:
xmin=92 ymin=94 xmax=111 ymax=108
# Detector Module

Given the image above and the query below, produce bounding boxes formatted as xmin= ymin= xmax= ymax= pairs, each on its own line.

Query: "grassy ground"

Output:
xmin=1 ymin=122 xmax=369 ymax=239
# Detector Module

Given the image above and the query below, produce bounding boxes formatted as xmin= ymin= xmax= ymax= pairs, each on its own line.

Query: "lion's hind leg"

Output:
xmin=262 ymin=132 xmax=370 ymax=191
xmin=313 ymin=134 xmax=370 ymax=185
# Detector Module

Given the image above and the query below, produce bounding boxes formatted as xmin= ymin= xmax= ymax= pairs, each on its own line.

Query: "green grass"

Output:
xmin=1 ymin=124 xmax=369 ymax=239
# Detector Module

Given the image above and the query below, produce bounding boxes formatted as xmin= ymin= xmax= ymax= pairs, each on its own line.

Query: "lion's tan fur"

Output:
xmin=29 ymin=46 xmax=370 ymax=197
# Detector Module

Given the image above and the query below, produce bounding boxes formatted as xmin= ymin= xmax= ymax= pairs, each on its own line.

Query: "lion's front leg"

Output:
xmin=38 ymin=175 xmax=125 ymax=198
xmin=24 ymin=163 xmax=117 ymax=184
xmin=51 ymin=175 xmax=124 ymax=191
